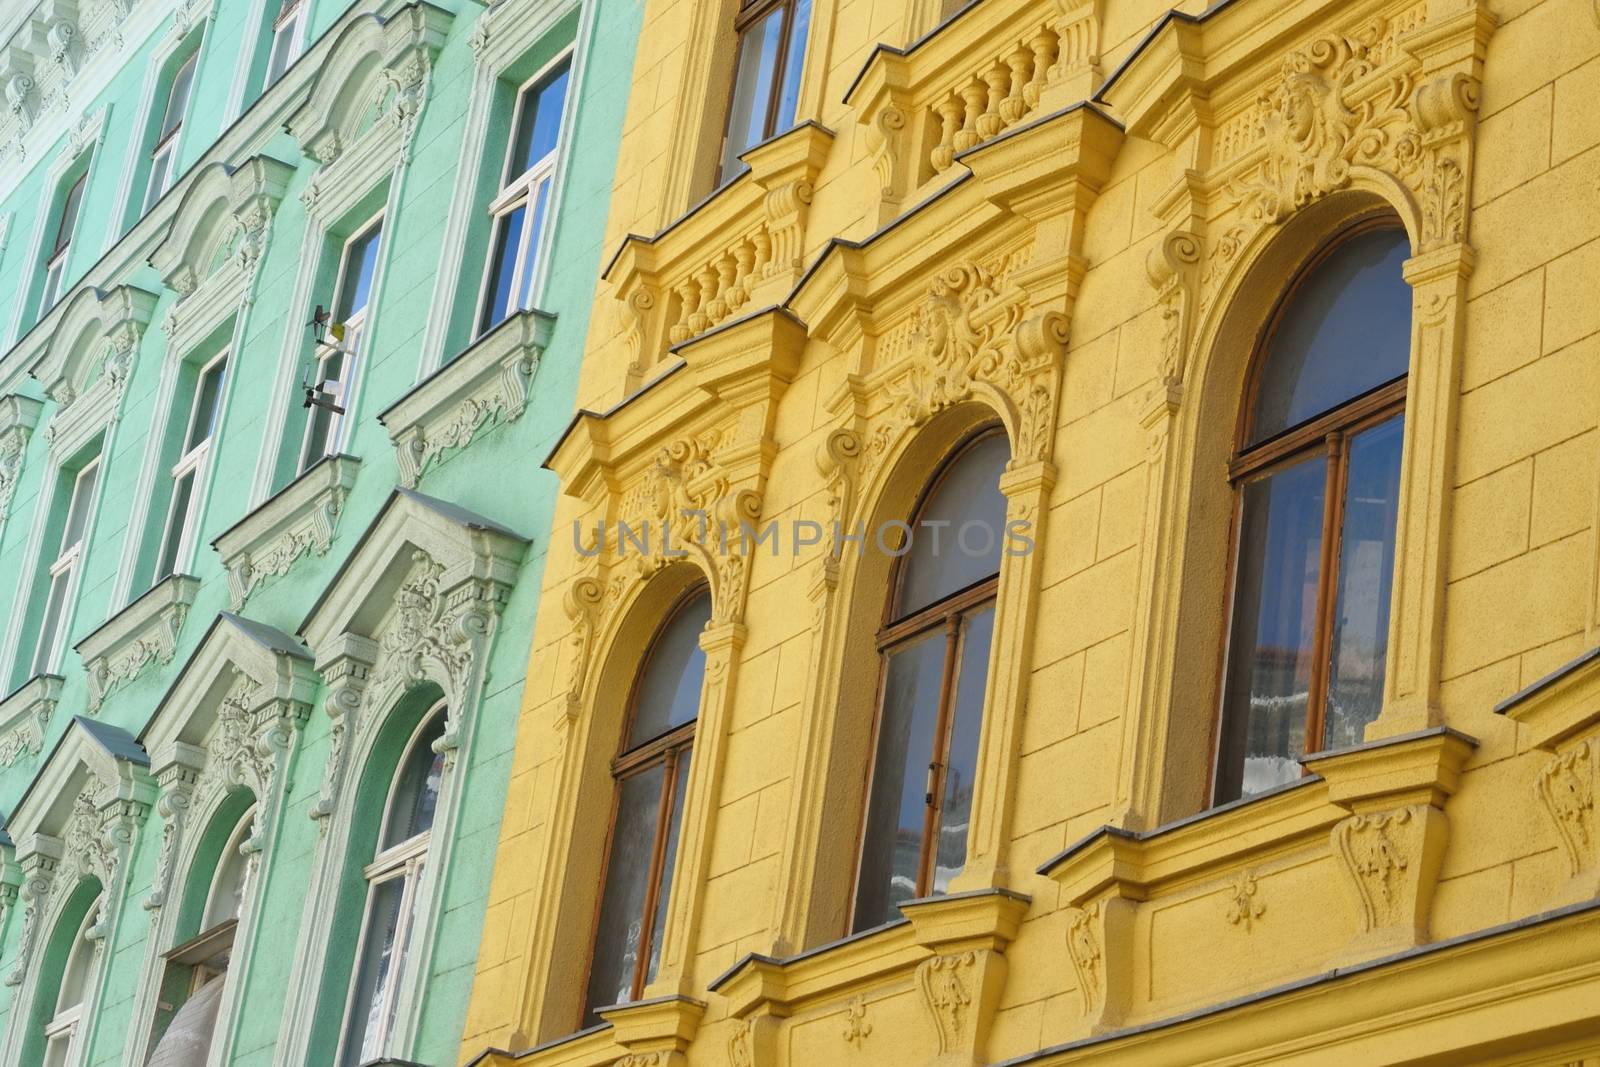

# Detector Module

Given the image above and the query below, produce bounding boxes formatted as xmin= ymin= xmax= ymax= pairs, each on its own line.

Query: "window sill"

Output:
xmin=212 ymin=453 xmax=361 ymax=611
xmin=75 ymin=573 xmax=200 ymax=712
xmin=378 ymin=308 xmax=554 ymax=488
xmin=1035 ymin=727 xmax=1476 ymax=1034
xmin=0 ymin=674 xmax=64 ymax=768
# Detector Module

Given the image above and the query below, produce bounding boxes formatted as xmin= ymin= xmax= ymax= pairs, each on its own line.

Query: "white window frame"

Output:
xmin=155 ymin=350 xmax=228 ymax=582
xmin=143 ymin=48 xmax=201 ymax=215
xmin=31 ymin=455 xmax=100 ymax=678
xmin=474 ymin=52 xmax=574 ymax=337
xmin=41 ymin=904 xmax=99 ymax=1067
xmin=336 ymin=704 xmax=445 ymax=1067
xmin=300 ymin=213 xmax=383 ymax=473
xmin=39 ymin=172 xmax=87 ymax=317
xmin=264 ymin=0 xmax=307 ymax=89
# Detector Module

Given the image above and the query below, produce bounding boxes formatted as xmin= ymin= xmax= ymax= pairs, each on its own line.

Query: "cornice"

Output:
xmin=74 ymin=572 xmax=200 ymax=711
xmin=1495 ymin=645 xmax=1600 ymax=751
xmin=379 ymin=308 xmax=554 ymax=488
xmin=211 ymin=453 xmax=362 ymax=610
xmin=0 ymin=673 xmax=63 ymax=768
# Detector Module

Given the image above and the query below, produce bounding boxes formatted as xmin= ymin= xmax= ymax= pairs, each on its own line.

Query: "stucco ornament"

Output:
xmin=1063 ymin=903 xmax=1103 ymax=1012
xmin=917 ymin=950 xmax=976 ymax=1055
xmin=842 ymin=994 xmax=873 ymax=1047
xmin=1224 ymin=868 xmax=1267 ymax=932
xmin=1537 ymin=739 xmax=1596 ymax=879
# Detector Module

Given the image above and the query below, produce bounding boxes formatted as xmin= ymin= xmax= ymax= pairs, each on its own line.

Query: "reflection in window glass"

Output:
xmin=715 ymin=0 xmax=812 ymax=186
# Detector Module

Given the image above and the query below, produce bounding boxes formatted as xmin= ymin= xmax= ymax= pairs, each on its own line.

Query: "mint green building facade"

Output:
xmin=0 ymin=0 xmax=639 ymax=1063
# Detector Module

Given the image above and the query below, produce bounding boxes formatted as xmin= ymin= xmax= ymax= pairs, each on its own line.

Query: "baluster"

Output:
xmin=977 ymin=63 xmax=1008 ymax=140
xmin=686 ymin=265 xmax=717 ymax=335
xmin=931 ymin=97 xmax=962 ymax=171
xmin=706 ymin=253 xmax=736 ymax=323
xmin=728 ymin=238 xmax=755 ymax=312
xmin=1023 ymin=27 xmax=1056 ymax=109
xmin=1000 ymin=45 xmax=1031 ymax=124
xmin=667 ymin=279 xmax=697 ymax=345
xmin=953 ymin=78 xmax=986 ymax=154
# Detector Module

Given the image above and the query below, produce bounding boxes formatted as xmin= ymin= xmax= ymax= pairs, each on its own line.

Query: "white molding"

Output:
xmin=125 ymin=612 xmax=316 ymax=1067
xmin=379 ymin=307 xmax=551 ymax=486
xmin=72 ymin=571 xmax=199 ymax=711
xmin=0 ymin=672 xmax=62 ymax=768
xmin=0 ymin=392 xmax=44 ymax=523
xmin=0 ymin=716 xmax=154 ymax=1067
xmin=28 ymin=282 xmax=158 ymax=462
xmin=274 ymin=488 xmax=528 ymax=1067
xmin=417 ymin=0 xmax=580 ymax=376
xmin=213 ymin=453 xmax=361 ymax=609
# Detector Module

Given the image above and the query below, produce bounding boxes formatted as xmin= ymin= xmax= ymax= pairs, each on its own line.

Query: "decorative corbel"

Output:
xmin=310 ymin=634 xmax=377 ymax=824
xmin=143 ymin=746 xmax=203 ymax=910
xmin=0 ymin=394 xmax=43 ymax=523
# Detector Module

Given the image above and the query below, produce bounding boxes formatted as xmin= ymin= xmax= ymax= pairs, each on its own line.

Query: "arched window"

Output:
xmin=1213 ymin=221 xmax=1410 ymax=804
xmin=338 ymin=703 xmax=447 ymax=1066
xmin=147 ymin=807 xmax=254 ymax=1066
xmin=582 ymin=586 xmax=712 ymax=1023
xmin=852 ymin=428 xmax=1009 ymax=933
xmin=42 ymin=900 xmax=99 ymax=1067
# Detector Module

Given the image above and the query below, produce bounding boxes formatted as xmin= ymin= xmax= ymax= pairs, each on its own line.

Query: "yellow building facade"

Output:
xmin=459 ymin=0 xmax=1600 ymax=1063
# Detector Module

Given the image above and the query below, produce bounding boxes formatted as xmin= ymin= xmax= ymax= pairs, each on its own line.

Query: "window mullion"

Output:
xmin=919 ymin=615 xmax=963 ymax=897
xmin=631 ymin=748 xmax=679 ymax=999
xmin=1305 ymin=430 xmax=1348 ymax=754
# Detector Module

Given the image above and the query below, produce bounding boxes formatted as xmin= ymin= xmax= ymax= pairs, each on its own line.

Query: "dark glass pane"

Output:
xmin=853 ymin=631 xmax=945 ymax=932
xmin=1325 ymin=415 xmax=1404 ymax=749
xmin=516 ymin=179 xmax=552 ymax=312
xmin=644 ymin=754 xmax=691 ymax=987
xmin=382 ymin=713 xmax=447 ymax=850
xmin=480 ymin=204 xmax=526 ymax=335
xmin=1249 ymin=227 xmax=1410 ymax=446
xmin=162 ymin=52 xmax=198 ymax=139
xmin=342 ymin=875 xmax=404 ymax=1067
xmin=1215 ymin=455 xmax=1327 ymax=802
xmin=894 ymin=432 xmax=1009 ymax=619
xmin=933 ymin=605 xmax=992 ymax=893
xmin=186 ymin=358 xmax=227 ymax=453
xmin=337 ymin=222 xmax=383 ymax=321
xmin=511 ymin=61 xmax=570 ymax=177
xmin=157 ymin=470 xmax=195 ymax=580
xmin=584 ymin=764 xmax=665 ymax=1022
xmin=718 ymin=7 xmax=783 ymax=182
xmin=55 ymin=174 xmax=85 ymax=252
xmin=775 ymin=0 xmax=811 ymax=132
xmin=31 ymin=572 xmax=71 ymax=676
xmin=626 ymin=590 xmax=712 ymax=748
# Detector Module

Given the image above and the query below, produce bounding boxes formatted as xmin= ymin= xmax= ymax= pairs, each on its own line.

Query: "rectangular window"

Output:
xmin=40 ymin=172 xmax=87 ymax=315
xmin=30 ymin=455 xmax=100 ymax=678
xmin=265 ymin=0 xmax=306 ymax=87
xmin=155 ymin=351 xmax=227 ymax=582
xmin=301 ymin=217 xmax=383 ymax=473
xmin=715 ymin=0 xmax=811 ymax=186
xmin=144 ymin=49 xmax=200 ymax=214
xmin=478 ymin=57 xmax=571 ymax=336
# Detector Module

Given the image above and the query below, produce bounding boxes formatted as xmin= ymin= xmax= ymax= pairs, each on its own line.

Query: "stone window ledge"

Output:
xmin=0 ymin=674 xmax=63 ymax=768
xmin=212 ymin=454 xmax=361 ymax=610
xmin=379 ymin=308 xmax=554 ymax=488
xmin=75 ymin=573 xmax=200 ymax=712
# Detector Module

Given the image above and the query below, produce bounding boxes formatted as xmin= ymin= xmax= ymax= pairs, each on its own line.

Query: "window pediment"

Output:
xmin=74 ymin=572 xmax=200 ymax=713
xmin=0 ymin=673 xmax=62 ymax=769
xmin=212 ymin=453 xmax=362 ymax=610
xmin=0 ymin=393 xmax=44 ymax=523
xmin=286 ymin=2 xmax=453 ymax=224
xmin=27 ymin=282 xmax=159 ymax=456
xmin=148 ymin=153 xmax=295 ymax=304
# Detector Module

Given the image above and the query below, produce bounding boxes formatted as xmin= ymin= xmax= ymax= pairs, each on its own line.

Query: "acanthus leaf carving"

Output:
xmin=1064 ymin=902 xmax=1103 ymax=1013
xmin=1537 ymin=739 xmax=1596 ymax=879
xmin=916 ymin=950 xmax=976 ymax=1054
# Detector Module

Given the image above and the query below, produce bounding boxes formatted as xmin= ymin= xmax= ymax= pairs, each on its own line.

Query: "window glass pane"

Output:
xmin=145 ymin=149 xmax=174 ymax=212
xmin=186 ymin=358 xmax=228 ymax=453
xmin=337 ymin=223 xmax=383 ymax=321
xmin=382 ymin=713 xmax=447 ymax=850
xmin=644 ymin=754 xmax=691 ymax=987
xmin=1325 ymin=415 xmax=1404 ymax=749
xmin=480 ymin=204 xmax=526 ymax=335
xmin=718 ymin=8 xmax=783 ymax=182
xmin=511 ymin=62 xmax=570 ymax=177
xmin=515 ymin=178 xmax=552 ymax=312
xmin=584 ymin=764 xmax=665 ymax=1021
xmin=56 ymin=906 xmax=97 ymax=1013
xmin=157 ymin=469 xmax=196 ymax=580
xmin=343 ymin=876 xmax=405 ymax=1067
xmin=932 ymin=605 xmax=993 ymax=894
xmin=626 ymin=591 xmax=711 ymax=748
xmin=43 ymin=1035 xmax=70 ymax=1067
xmin=32 ymin=571 xmax=71 ymax=675
xmin=266 ymin=23 xmax=295 ymax=85
xmin=1250 ymin=227 xmax=1410 ymax=445
xmin=56 ymin=174 xmax=86 ymax=252
xmin=853 ymin=630 xmax=945 ymax=932
xmin=894 ymin=432 xmax=1009 ymax=619
xmin=162 ymin=52 xmax=198 ymax=140
xmin=1215 ymin=455 xmax=1327 ymax=803
xmin=63 ymin=461 xmax=99 ymax=550
xmin=774 ymin=0 xmax=811 ymax=132
xmin=202 ymin=811 xmax=254 ymax=929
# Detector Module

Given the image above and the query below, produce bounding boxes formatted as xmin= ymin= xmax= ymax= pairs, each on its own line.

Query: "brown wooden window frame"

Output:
xmin=1210 ymin=216 xmax=1410 ymax=803
xmin=848 ymin=425 xmax=1004 ymax=929
xmin=581 ymin=584 xmax=707 ymax=1011
xmin=713 ymin=0 xmax=810 ymax=187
